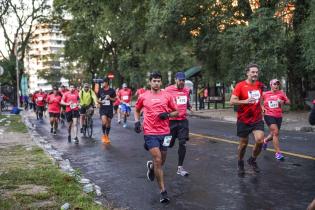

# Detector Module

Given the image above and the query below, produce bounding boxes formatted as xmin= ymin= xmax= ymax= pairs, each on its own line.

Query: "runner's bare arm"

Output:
xmin=134 ymin=108 xmax=141 ymax=122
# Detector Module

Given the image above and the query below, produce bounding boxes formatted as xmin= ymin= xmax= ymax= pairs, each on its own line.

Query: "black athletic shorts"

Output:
xmin=237 ymin=120 xmax=264 ymax=138
xmin=100 ymin=107 xmax=113 ymax=119
xmin=264 ymin=115 xmax=282 ymax=129
xmin=170 ymin=119 xmax=189 ymax=141
xmin=36 ymin=106 xmax=45 ymax=112
xmin=49 ymin=112 xmax=60 ymax=118
xmin=80 ymin=105 xmax=93 ymax=115
xmin=65 ymin=110 xmax=80 ymax=122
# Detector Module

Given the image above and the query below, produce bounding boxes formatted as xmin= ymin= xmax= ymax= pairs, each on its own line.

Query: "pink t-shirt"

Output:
xmin=313 ymin=100 xmax=315 ymax=104
xmin=135 ymin=90 xmax=177 ymax=135
xmin=263 ymin=90 xmax=289 ymax=118
xmin=118 ymin=88 xmax=132 ymax=103
xmin=47 ymin=94 xmax=62 ymax=113
xmin=34 ymin=92 xmax=47 ymax=107
xmin=165 ymin=85 xmax=190 ymax=120
xmin=62 ymin=91 xmax=79 ymax=112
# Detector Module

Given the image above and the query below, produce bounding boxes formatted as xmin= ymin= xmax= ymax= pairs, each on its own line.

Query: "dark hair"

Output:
xmin=245 ymin=63 xmax=260 ymax=72
xmin=103 ymin=77 xmax=109 ymax=83
xmin=149 ymin=71 xmax=162 ymax=81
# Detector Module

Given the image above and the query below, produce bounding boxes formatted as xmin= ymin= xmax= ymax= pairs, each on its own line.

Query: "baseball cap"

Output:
xmin=53 ymin=86 xmax=58 ymax=90
xmin=122 ymin=83 xmax=127 ymax=88
xmin=175 ymin=72 xmax=186 ymax=80
xmin=270 ymin=79 xmax=280 ymax=86
xmin=84 ymin=83 xmax=90 ymax=88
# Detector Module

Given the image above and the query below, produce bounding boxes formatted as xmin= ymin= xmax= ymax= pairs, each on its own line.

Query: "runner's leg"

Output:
xmin=252 ymin=130 xmax=264 ymax=158
xmin=149 ymin=147 xmax=166 ymax=192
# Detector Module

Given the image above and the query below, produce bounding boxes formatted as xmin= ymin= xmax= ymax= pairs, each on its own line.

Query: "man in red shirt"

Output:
xmin=46 ymin=87 xmax=62 ymax=135
xmin=118 ymin=83 xmax=132 ymax=128
xmin=34 ymin=89 xmax=47 ymax=120
xmin=230 ymin=63 xmax=265 ymax=176
xmin=61 ymin=85 xmax=80 ymax=144
xmin=134 ymin=72 xmax=178 ymax=203
xmin=165 ymin=72 xmax=191 ymax=176
xmin=135 ymin=86 xmax=146 ymax=99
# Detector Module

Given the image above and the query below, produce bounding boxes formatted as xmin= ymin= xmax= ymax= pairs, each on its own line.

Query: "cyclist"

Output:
xmin=118 ymin=83 xmax=132 ymax=128
xmin=61 ymin=85 xmax=80 ymax=144
xmin=97 ymin=78 xmax=116 ymax=144
xmin=46 ymin=87 xmax=62 ymax=135
xmin=134 ymin=71 xmax=178 ymax=203
xmin=34 ymin=89 xmax=47 ymax=120
xmin=262 ymin=79 xmax=290 ymax=160
xmin=79 ymin=83 xmax=98 ymax=134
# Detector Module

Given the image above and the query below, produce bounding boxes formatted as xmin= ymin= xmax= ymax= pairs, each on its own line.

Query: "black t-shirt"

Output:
xmin=98 ymin=88 xmax=116 ymax=109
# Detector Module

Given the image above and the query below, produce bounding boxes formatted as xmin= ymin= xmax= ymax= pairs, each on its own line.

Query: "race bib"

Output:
xmin=70 ymin=103 xmax=77 ymax=109
xmin=122 ymin=95 xmax=129 ymax=100
xmin=248 ymin=90 xmax=260 ymax=103
xmin=176 ymin=96 xmax=187 ymax=105
xmin=162 ymin=136 xmax=172 ymax=147
xmin=38 ymin=96 xmax=43 ymax=101
xmin=268 ymin=101 xmax=279 ymax=109
xmin=102 ymin=100 xmax=110 ymax=106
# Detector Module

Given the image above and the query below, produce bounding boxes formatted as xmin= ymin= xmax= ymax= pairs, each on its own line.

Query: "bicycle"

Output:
xmin=83 ymin=106 xmax=94 ymax=138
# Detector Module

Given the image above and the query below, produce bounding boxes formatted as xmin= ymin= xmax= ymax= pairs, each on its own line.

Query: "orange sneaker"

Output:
xmin=101 ymin=135 xmax=107 ymax=143
xmin=102 ymin=135 xmax=110 ymax=144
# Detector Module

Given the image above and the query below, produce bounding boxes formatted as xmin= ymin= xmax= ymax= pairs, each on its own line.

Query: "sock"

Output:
xmin=102 ymin=125 xmax=106 ymax=135
xmin=106 ymin=127 xmax=111 ymax=135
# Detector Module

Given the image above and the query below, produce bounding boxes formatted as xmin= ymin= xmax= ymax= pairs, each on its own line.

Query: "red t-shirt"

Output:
xmin=165 ymin=85 xmax=190 ymax=121
xmin=135 ymin=90 xmax=177 ymax=135
xmin=47 ymin=94 xmax=62 ymax=113
xmin=62 ymin=91 xmax=79 ymax=112
xmin=118 ymin=88 xmax=132 ymax=103
xmin=135 ymin=88 xmax=146 ymax=97
xmin=263 ymin=90 xmax=289 ymax=118
xmin=232 ymin=80 xmax=264 ymax=124
xmin=34 ymin=92 xmax=47 ymax=107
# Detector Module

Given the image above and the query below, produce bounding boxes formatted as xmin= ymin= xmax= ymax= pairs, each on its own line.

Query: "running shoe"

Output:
xmin=80 ymin=127 xmax=83 ymax=133
xmin=123 ymin=123 xmax=127 ymax=128
xmin=275 ymin=152 xmax=284 ymax=160
xmin=262 ymin=142 xmax=268 ymax=150
xmin=102 ymin=135 xmax=110 ymax=144
xmin=50 ymin=127 xmax=53 ymax=133
xmin=177 ymin=166 xmax=189 ymax=176
xmin=160 ymin=191 xmax=170 ymax=203
xmin=237 ymin=160 xmax=245 ymax=176
xmin=53 ymin=130 xmax=57 ymax=135
xmin=146 ymin=160 xmax=154 ymax=181
xmin=74 ymin=137 xmax=79 ymax=144
xmin=68 ymin=135 xmax=71 ymax=143
xmin=247 ymin=157 xmax=260 ymax=173
xmin=117 ymin=120 xmax=121 ymax=124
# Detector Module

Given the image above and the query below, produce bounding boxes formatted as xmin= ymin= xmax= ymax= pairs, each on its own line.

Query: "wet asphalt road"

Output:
xmin=28 ymin=111 xmax=315 ymax=210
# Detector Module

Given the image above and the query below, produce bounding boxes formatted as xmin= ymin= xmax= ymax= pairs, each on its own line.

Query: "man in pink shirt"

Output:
xmin=61 ymin=85 xmax=80 ymax=144
xmin=165 ymin=72 xmax=191 ymax=176
xmin=34 ymin=89 xmax=47 ymax=120
xmin=262 ymin=79 xmax=290 ymax=160
xmin=134 ymin=72 xmax=178 ymax=204
xmin=118 ymin=83 xmax=132 ymax=128
xmin=47 ymin=87 xmax=62 ymax=135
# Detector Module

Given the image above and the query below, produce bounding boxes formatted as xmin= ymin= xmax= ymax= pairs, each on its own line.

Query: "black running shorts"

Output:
xmin=237 ymin=120 xmax=264 ymax=138
xmin=170 ymin=119 xmax=189 ymax=142
xmin=264 ymin=115 xmax=282 ymax=129
xmin=100 ymin=107 xmax=113 ymax=119
xmin=49 ymin=112 xmax=60 ymax=118
xmin=65 ymin=110 xmax=80 ymax=122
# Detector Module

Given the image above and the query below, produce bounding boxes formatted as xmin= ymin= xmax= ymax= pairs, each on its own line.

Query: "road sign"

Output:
xmin=0 ymin=65 xmax=4 ymax=76
xmin=108 ymin=72 xmax=114 ymax=79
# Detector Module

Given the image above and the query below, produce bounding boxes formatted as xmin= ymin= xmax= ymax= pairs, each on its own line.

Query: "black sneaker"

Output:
xmin=80 ymin=127 xmax=84 ymax=133
xmin=50 ymin=127 xmax=53 ymax=133
xmin=160 ymin=191 xmax=170 ymax=203
xmin=238 ymin=160 xmax=245 ymax=177
xmin=146 ymin=160 xmax=154 ymax=181
xmin=74 ymin=137 xmax=79 ymax=144
xmin=247 ymin=157 xmax=260 ymax=173
xmin=53 ymin=130 xmax=57 ymax=135
xmin=68 ymin=135 xmax=71 ymax=143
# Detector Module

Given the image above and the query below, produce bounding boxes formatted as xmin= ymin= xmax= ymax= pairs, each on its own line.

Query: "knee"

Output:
xmin=153 ymin=156 xmax=162 ymax=167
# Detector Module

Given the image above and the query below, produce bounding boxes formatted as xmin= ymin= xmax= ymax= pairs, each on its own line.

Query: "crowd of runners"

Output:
xmin=26 ymin=63 xmax=315 ymax=205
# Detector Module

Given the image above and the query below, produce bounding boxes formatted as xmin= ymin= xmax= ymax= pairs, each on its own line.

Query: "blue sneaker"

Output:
xmin=275 ymin=152 xmax=284 ymax=160
xmin=123 ymin=123 xmax=127 ymax=128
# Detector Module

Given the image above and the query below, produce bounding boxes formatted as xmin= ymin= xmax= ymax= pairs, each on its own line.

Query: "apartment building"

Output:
xmin=24 ymin=23 xmax=68 ymax=93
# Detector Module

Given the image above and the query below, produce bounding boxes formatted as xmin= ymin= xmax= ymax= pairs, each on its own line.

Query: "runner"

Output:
xmin=34 ymin=89 xmax=47 ymax=120
xmin=97 ymin=78 xmax=116 ymax=144
xmin=79 ymin=83 xmax=97 ymax=134
xmin=135 ymin=86 xmax=146 ymax=99
xmin=59 ymin=85 xmax=68 ymax=125
xmin=118 ymin=83 xmax=132 ymax=128
xmin=134 ymin=72 xmax=178 ymax=203
xmin=165 ymin=72 xmax=191 ymax=176
xmin=46 ymin=87 xmax=62 ymax=135
xmin=230 ymin=63 xmax=265 ymax=176
xmin=113 ymin=88 xmax=120 ymax=115
xmin=262 ymin=79 xmax=290 ymax=160
xmin=61 ymin=85 xmax=80 ymax=144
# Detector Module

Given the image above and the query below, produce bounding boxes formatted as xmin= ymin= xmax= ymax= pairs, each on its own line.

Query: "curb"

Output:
xmin=21 ymin=112 xmax=107 ymax=207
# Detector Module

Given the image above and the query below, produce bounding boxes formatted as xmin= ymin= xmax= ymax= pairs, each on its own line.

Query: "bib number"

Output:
xmin=70 ymin=103 xmax=77 ymax=109
xmin=102 ymin=100 xmax=110 ymax=106
xmin=268 ymin=101 xmax=279 ymax=109
xmin=38 ymin=96 xmax=43 ymax=101
xmin=122 ymin=95 xmax=129 ymax=100
xmin=248 ymin=90 xmax=260 ymax=103
xmin=176 ymin=96 xmax=187 ymax=105
xmin=163 ymin=136 xmax=172 ymax=147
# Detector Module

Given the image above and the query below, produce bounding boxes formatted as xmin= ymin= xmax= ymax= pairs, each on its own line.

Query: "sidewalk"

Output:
xmin=190 ymin=108 xmax=315 ymax=132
